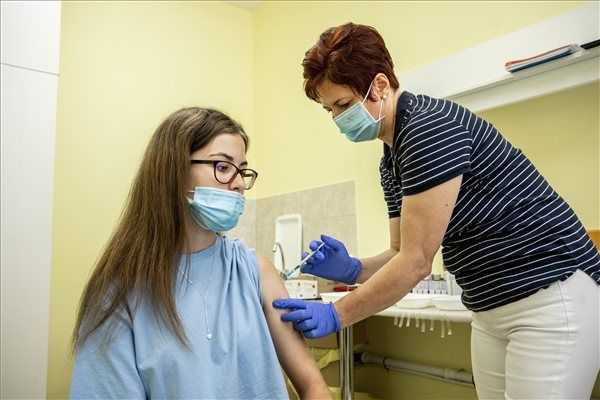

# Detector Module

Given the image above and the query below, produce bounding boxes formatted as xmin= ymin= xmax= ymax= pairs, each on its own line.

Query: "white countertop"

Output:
xmin=320 ymin=292 xmax=473 ymax=323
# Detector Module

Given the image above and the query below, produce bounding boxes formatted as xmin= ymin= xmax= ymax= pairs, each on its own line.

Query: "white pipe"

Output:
xmin=360 ymin=352 xmax=473 ymax=387
xmin=361 ymin=353 xmax=600 ymax=397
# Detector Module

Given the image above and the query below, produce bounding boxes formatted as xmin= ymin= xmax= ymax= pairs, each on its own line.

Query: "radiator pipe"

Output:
xmin=359 ymin=352 xmax=474 ymax=388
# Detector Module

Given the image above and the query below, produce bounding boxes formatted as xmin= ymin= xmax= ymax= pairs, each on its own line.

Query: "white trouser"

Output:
xmin=471 ymin=270 xmax=600 ymax=400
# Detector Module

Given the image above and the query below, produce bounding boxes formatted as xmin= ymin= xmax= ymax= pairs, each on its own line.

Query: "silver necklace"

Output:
xmin=185 ymin=240 xmax=218 ymax=340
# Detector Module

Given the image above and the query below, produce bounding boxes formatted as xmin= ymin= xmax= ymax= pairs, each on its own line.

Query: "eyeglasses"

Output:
xmin=190 ymin=159 xmax=258 ymax=190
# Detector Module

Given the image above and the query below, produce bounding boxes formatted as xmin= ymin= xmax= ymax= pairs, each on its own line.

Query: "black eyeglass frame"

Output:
xmin=190 ymin=159 xmax=258 ymax=190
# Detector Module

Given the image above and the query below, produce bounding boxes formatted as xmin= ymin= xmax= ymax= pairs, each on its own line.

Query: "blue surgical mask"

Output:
xmin=334 ymin=80 xmax=385 ymax=142
xmin=187 ymin=187 xmax=245 ymax=232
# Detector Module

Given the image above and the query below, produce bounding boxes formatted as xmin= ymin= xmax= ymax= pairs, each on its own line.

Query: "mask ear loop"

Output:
xmin=363 ymin=79 xmax=386 ymax=123
xmin=376 ymin=95 xmax=385 ymax=122
xmin=361 ymin=79 xmax=376 ymax=105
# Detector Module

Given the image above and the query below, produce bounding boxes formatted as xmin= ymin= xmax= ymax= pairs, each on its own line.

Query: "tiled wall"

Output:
xmin=228 ymin=181 xmax=357 ymax=287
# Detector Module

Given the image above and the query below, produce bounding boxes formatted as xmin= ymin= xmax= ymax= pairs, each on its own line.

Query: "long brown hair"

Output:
xmin=72 ymin=107 xmax=248 ymax=350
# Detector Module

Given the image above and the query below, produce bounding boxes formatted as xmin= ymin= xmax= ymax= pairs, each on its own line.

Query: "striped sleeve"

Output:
xmin=379 ymin=159 xmax=401 ymax=218
xmin=398 ymin=114 xmax=472 ymax=195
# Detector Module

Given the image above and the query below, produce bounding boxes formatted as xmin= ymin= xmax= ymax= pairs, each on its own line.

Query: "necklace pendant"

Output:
xmin=206 ymin=332 xmax=213 ymax=340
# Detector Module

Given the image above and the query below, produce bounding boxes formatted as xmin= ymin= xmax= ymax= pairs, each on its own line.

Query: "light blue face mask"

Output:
xmin=334 ymin=80 xmax=385 ymax=142
xmin=187 ymin=186 xmax=245 ymax=232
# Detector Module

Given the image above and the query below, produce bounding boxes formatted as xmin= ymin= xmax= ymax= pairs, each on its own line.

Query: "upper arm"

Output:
xmin=257 ymin=256 xmax=328 ymax=397
xmin=389 ymin=217 xmax=401 ymax=251
xmin=396 ymin=112 xmax=470 ymax=272
xmin=70 ymin=313 xmax=146 ymax=399
xmin=380 ymin=158 xmax=401 ymax=219
xmin=400 ymin=175 xmax=462 ymax=275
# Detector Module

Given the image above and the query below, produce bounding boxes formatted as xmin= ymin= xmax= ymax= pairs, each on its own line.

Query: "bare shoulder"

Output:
xmin=257 ymin=254 xmax=278 ymax=276
xmin=255 ymin=254 xmax=288 ymax=305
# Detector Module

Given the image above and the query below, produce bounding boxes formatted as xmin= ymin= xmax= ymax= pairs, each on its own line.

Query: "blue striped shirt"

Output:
xmin=380 ymin=91 xmax=600 ymax=311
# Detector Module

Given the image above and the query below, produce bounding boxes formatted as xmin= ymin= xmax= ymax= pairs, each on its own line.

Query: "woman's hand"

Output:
xmin=301 ymin=235 xmax=362 ymax=284
xmin=272 ymin=299 xmax=341 ymax=338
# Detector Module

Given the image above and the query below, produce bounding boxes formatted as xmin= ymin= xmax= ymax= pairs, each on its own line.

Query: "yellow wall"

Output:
xmin=49 ymin=0 xmax=599 ymax=398
xmin=47 ymin=2 xmax=254 ymax=396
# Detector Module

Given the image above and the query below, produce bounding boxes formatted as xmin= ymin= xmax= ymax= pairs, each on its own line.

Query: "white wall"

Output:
xmin=1 ymin=1 xmax=61 ymax=398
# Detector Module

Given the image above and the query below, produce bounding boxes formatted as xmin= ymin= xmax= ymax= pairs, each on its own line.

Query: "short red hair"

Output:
xmin=302 ymin=22 xmax=399 ymax=102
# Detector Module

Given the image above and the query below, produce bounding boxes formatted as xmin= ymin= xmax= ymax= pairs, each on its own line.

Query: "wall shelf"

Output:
xmin=400 ymin=2 xmax=599 ymax=112
xmin=447 ymin=47 xmax=599 ymax=112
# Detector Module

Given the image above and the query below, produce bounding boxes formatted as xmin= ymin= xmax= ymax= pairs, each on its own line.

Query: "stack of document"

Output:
xmin=505 ymin=44 xmax=581 ymax=73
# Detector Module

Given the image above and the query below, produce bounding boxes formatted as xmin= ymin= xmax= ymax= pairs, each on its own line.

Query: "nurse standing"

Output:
xmin=274 ymin=23 xmax=600 ymax=399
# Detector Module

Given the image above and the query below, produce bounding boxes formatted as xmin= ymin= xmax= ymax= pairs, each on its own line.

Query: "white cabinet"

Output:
xmin=1 ymin=1 xmax=62 ymax=74
xmin=0 ymin=2 xmax=61 ymax=398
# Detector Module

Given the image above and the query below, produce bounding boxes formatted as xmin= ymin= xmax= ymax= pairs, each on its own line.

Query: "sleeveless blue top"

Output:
xmin=70 ymin=236 xmax=288 ymax=399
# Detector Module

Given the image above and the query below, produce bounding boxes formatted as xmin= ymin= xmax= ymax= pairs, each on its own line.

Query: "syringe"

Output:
xmin=280 ymin=242 xmax=325 ymax=280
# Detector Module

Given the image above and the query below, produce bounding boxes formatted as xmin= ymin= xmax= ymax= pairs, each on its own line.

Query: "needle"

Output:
xmin=280 ymin=242 xmax=326 ymax=279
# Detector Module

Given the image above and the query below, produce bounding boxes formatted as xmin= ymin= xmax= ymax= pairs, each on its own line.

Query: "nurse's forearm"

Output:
xmin=335 ymin=250 xmax=429 ymax=327
xmin=357 ymin=248 xmax=399 ymax=283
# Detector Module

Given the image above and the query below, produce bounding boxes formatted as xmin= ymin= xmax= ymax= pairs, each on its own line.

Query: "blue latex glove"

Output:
xmin=272 ymin=299 xmax=341 ymax=339
xmin=300 ymin=234 xmax=362 ymax=284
